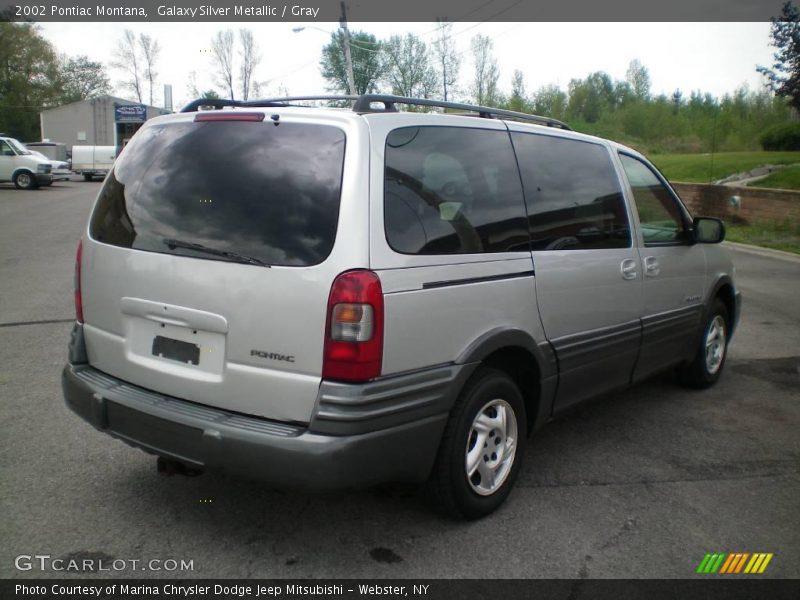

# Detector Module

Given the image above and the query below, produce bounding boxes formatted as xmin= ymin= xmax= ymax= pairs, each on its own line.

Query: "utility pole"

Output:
xmin=339 ymin=1 xmax=356 ymax=96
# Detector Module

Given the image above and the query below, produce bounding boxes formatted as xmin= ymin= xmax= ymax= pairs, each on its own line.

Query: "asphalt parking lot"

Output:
xmin=1 ymin=179 xmax=798 ymax=579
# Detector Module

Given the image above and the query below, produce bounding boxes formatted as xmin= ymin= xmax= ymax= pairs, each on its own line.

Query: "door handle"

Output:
xmin=620 ymin=258 xmax=638 ymax=280
xmin=644 ymin=256 xmax=660 ymax=277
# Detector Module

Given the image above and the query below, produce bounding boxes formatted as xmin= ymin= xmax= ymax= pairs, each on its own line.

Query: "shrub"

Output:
xmin=760 ymin=123 xmax=800 ymax=151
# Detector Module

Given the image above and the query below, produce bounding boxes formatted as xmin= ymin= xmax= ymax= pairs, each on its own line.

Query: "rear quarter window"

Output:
xmin=90 ymin=119 xmax=346 ymax=267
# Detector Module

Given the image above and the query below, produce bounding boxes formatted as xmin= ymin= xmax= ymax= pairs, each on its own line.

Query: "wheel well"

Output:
xmin=715 ymin=283 xmax=735 ymax=330
xmin=481 ymin=346 xmax=540 ymax=436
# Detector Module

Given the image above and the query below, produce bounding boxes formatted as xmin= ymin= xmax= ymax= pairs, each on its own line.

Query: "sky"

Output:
xmin=37 ymin=21 xmax=776 ymax=110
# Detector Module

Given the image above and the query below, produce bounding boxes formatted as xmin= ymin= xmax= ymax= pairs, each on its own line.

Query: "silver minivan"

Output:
xmin=62 ymin=95 xmax=740 ymax=519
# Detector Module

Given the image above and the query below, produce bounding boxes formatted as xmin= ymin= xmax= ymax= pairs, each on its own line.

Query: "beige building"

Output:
xmin=39 ymin=96 xmax=171 ymax=156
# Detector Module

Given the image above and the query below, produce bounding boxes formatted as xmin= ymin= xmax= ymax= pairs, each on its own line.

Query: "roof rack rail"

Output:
xmin=180 ymin=95 xmax=358 ymax=113
xmin=353 ymin=94 xmax=571 ymax=130
xmin=181 ymin=98 xmax=239 ymax=112
xmin=180 ymin=94 xmax=571 ymax=131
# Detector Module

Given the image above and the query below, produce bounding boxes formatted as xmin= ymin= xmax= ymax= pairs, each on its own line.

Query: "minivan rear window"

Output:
xmin=90 ymin=119 xmax=346 ymax=267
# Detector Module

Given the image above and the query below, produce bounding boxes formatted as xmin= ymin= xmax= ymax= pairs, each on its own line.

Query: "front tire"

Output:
xmin=83 ymin=173 xmax=93 ymax=182
xmin=13 ymin=171 xmax=37 ymax=190
xmin=429 ymin=368 xmax=526 ymax=519
xmin=678 ymin=299 xmax=729 ymax=389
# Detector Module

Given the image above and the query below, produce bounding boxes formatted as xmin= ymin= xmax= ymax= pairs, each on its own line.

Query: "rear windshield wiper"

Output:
xmin=163 ymin=238 xmax=271 ymax=267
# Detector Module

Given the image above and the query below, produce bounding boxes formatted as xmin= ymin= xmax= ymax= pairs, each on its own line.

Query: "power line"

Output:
xmin=418 ymin=0 xmax=504 ymax=37
xmin=346 ymin=40 xmax=383 ymax=54
xmin=416 ymin=0 xmax=525 ymax=40
xmin=448 ymin=0 xmax=526 ymax=39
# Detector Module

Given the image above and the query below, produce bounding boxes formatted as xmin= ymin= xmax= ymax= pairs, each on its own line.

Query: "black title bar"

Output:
xmin=4 ymin=579 xmax=800 ymax=600
xmin=0 ymin=0 xmax=789 ymax=22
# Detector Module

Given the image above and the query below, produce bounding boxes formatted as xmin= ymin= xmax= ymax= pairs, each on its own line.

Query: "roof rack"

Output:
xmin=353 ymin=95 xmax=571 ymax=130
xmin=180 ymin=96 xmax=359 ymax=113
xmin=180 ymin=94 xmax=571 ymax=131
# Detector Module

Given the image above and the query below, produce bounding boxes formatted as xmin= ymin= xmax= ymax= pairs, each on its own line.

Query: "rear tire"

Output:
xmin=13 ymin=171 xmax=37 ymax=190
xmin=83 ymin=173 xmax=93 ymax=182
xmin=678 ymin=299 xmax=729 ymax=389
xmin=429 ymin=367 xmax=526 ymax=519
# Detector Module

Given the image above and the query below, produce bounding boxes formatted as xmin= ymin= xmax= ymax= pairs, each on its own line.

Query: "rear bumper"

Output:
xmin=62 ymin=357 xmax=472 ymax=490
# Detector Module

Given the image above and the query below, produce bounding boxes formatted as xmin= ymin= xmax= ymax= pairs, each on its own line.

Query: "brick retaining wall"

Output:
xmin=672 ymin=183 xmax=800 ymax=224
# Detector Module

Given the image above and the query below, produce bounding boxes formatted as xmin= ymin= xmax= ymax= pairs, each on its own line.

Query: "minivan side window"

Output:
xmin=511 ymin=133 xmax=630 ymax=251
xmin=618 ymin=153 xmax=689 ymax=245
xmin=384 ymin=127 xmax=529 ymax=255
xmin=0 ymin=141 xmax=15 ymax=156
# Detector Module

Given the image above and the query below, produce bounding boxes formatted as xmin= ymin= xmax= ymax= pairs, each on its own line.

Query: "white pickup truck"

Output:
xmin=72 ymin=145 xmax=116 ymax=181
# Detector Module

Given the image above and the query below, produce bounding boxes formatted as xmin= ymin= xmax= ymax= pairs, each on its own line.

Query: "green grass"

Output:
xmin=750 ymin=164 xmax=800 ymax=190
xmin=650 ymin=151 xmax=800 ymax=183
xmin=725 ymin=220 xmax=800 ymax=254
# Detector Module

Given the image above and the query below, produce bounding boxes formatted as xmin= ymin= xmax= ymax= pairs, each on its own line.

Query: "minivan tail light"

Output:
xmin=74 ymin=239 xmax=84 ymax=323
xmin=322 ymin=270 xmax=384 ymax=382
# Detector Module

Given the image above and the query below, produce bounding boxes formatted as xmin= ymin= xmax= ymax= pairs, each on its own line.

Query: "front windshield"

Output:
xmin=7 ymin=138 xmax=31 ymax=155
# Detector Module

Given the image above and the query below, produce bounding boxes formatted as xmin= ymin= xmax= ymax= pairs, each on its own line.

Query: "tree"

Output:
xmin=382 ymin=33 xmax=437 ymax=100
xmin=614 ymin=81 xmax=635 ymax=107
xmin=507 ymin=69 xmax=528 ymax=112
xmin=0 ymin=22 xmax=62 ymax=141
xmin=239 ymin=29 xmax=261 ymax=101
xmin=208 ymin=29 xmax=262 ymax=101
xmin=757 ymin=1 xmax=800 ymax=110
xmin=186 ymin=71 xmax=201 ymax=99
xmin=532 ymin=84 xmax=568 ymax=120
xmin=185 ymin=71 xmax=219 ymax=102
xmin=320 ymin=30 xmax=384 ymax=95
xmin=211 ymin=30 xmax=235 ymax=100
xmin=110 ymin=30 xmax=161 ymax=105
xmin=58 ymin=55 xmax=111 ymax=104
xmin=111 ymin=29 xmax=143 ymax=103
xmin=567 ymin=71 xmax=615 ymax=122
xmin=139 ymin=33 xmax=160 ymax=106
xmin=471 ymin=34 xmax=500 ymax=106
xmin=432 ymin=20 xmax=460 ymax=101
xmin=625 ymin=59 xmax=651 ymax=100
xmin=672 ymin=89 xmax=684 ymax=114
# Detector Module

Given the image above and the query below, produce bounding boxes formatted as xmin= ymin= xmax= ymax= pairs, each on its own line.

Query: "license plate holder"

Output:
xmin=152 ymin=335 xmax=200 ymax=365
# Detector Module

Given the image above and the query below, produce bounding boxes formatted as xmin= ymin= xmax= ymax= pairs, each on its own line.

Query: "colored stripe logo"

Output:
xmin=697 ymin=553 xmax=773 ymax=574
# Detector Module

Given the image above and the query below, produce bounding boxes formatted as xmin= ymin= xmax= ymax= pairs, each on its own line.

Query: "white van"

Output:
xmin=25 ymin=141 xmax=69 ymax=163
xmin=72 ymin=145 xmax=116 ymax=181
xmin=0 ymin=135 xmax=53 ymax=189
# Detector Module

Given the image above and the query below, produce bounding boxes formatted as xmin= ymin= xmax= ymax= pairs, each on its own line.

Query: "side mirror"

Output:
xmin=693 ymin=217 xmax=725 ymax=244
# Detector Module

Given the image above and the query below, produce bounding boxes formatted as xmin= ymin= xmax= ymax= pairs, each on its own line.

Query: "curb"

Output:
xmin=723 ymin=241 xmax=800 ymax=263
